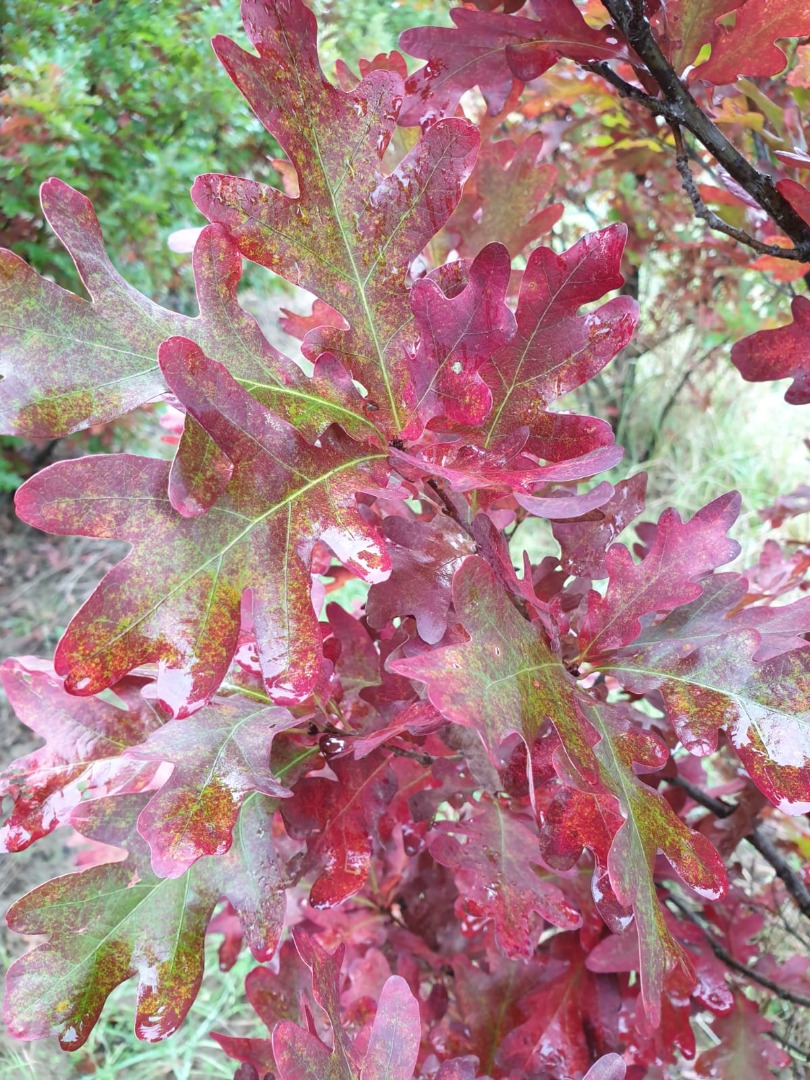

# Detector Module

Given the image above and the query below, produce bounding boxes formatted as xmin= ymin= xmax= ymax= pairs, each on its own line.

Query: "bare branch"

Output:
xmin=665 ymin=892 xmax=810 ymax=1008
xmin=593 ymin=0 xmax=810 ymax=259
xmin=671 ymin=126 xmax=806 ymax=259
xmin=669 ymin=775 xmax=810 ymax=922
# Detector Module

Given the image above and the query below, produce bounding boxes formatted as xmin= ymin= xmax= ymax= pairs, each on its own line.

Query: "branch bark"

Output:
xmin=666 ymin=892 xmax=810 ymax=1008
xmin=669 ymin=775 xmax=810 ymax=922
xmin=671 ymin=125 xmax=801 ymax=258
xmin=593 ymin=0 xmax=810 ymax=260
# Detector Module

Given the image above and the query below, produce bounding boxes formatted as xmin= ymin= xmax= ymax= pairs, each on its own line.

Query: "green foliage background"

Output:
xmin=0 ymin=0 xmax=449 ymax=306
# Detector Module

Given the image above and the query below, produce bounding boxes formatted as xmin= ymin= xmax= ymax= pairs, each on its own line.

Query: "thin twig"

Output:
xmin=426 ymin=477 xmax=475 ymax=539
xmin=770 ymin=1030 xmax=810 ymax=1063
xmin=747 ymin=829 xmax=810 ymax=923
xmin=671 ymin=125 xmax=804 ymax=258
xmin=665 ymin=893 xmax=810 ymax=1008
xmin=639 ymin=342 xmax=720 ymax=462
xmin=589 ymin=0 xmax=810 ymax=259
xmin=669 ymin=775 xmax=810 ymax=922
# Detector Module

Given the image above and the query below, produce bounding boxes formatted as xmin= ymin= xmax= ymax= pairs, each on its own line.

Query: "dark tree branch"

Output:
xmin=426 ymin=477 xmax=475 ymax=539
xmin=669 ymin=775 xmax=810 ymax=922
xmin=593 ymin=0 xmax=810 ymax=260
xmin=747 ymin=829 xmax=810 ymax=924
xmin=665 ymin=893 xmax=810 ymax=1008
xmin=671 ymin=126 xmax=803 ymax=258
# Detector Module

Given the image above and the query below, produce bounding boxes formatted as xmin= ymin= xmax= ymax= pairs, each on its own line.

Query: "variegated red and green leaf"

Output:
xmin=15 ymin=341 xmax=390 ymax=717
xmin=0 ymin=657 xmax=161 ymax=852
xmin=191 ymin=0 xmax=479 ymax=437
xmin=600 ymin=631 xmax=810 ymax=814
xmin=0 ymin=181 xmax=372 ymax=444
xmin=3 ymin=792 xmax=286 ymax=1048
xmin=577 ymin=492 xmax=742 ymax=663
xmin=395 ymin=556 xmax=727 ymax=1024
xmin=271 ymin=931 xmax=421 ymax=1080
xmin=126 ymin=697 xmax=302 ymax=876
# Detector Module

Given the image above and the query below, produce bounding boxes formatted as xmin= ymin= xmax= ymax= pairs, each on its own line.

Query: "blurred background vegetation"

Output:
xmin=0 ymin=0 xmax=448 ymax=300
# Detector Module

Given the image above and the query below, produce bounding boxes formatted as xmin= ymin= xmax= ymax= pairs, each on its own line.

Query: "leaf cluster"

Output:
xmin=2 ymin=1 xmax=810 ymax=1078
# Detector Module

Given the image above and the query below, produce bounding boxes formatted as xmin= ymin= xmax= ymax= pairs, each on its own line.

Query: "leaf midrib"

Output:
xmin=73 ymin=451 xmax=386 ymax=661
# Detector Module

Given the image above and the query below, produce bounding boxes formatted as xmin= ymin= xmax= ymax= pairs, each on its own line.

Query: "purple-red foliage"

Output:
xmin=1 ymin=1 xmax=810 ymax=1077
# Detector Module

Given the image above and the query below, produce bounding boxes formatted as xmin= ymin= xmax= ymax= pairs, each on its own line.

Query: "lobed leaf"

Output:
xmin=428 ymin=794 xmax=582 ymax=958
xmin=0 ymin=183 xmax=369 ymax=444
xmin=125 ymin=697 xmax=301 ymax=876
xmin=281 ymin=751 xmax=397 ymax=907
xmin=480 ymin=225 xmax=638 ymax=458
xmin=392 ymin=555 xmax=601 ymax=782
xmin=3 ymin=792 xmax=286 ymax=1048
xmin=408 ymin=242 xmax=516 ymax=430
xmin=0 ymin=657 xmax=160 ymax=851
xmin=272 ymin=931 xmax=421 ymax=1080
xmin=577 ymin=492 xmax=742 ymax=662
xmin=602 ymin=631 xmax=810 ymax=814
xmin=696 ymin=0 xmax=810 ymax=84
xmin=398 ymin=4 xmax=623 ymax=124
xmin=731 ymin=294 xmax=810 ymax=404
xmin=446 ymin=133 xmax=563 ymax=259
xmin=396 ymin=557 xmax=727 ymax=1024
xmin=15 ymin=341 xmax=390 ymax=717
xmin=191 ymin=0 xmax=479 ymax=437
xmin=366 ymin=515 xmax=475 ymax=644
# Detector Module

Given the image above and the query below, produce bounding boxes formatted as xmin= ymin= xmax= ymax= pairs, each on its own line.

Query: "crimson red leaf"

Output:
xmin=552 ymin=473 xmax=648 ymax=579
xmin=447 ymin=133 xmax=562 ymax=258
xmin=3 ymin=792 xmax=285 ymax=1048
xmin=281 ymin=752 xmax=397 ymax=907
xmin=399 ymin=9 xmax=556 ymax=123
xmin=515 ymin=480 xmax=614 ymax=521
xmin=191 ymin=0 xmax=479 ymax=437
xmin=408 ymin=243 xmax=516 ymax=429
xmin=399 ymin=5 xmax=622 ymax=124
xmin=366 ymin=516 xmax=474 ymax=644
xmin=15 ymin=341 xmax=390 ymax=716
xmin=578 ymin=493 xmax=741 ymax=662
xmin=391 ymin=435 xmax=622 ymax=494
xmin=731 ymin=295 xmax=810 ymax=404
xmin=428 ymin=794 xmax=582 ymax=957
xmin=272 ymin=931 xmax=421 ymax=1080
xmin=0 ymin=657 xmax=160 ymax=851
xmin=126 ymin=698 xmax=301 ymax=876
xmin=696 ymin=0 xmax=810 ymax=85
xmin=481 ymin=225 xmax=638 ymax=456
